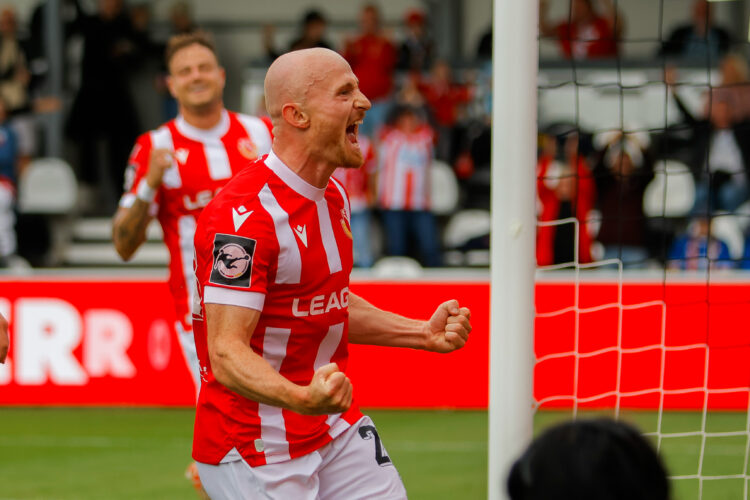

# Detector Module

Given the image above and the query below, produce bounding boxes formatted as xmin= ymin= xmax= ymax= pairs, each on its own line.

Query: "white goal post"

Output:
xmin=487 ymin=1 xmax=538 ymax=500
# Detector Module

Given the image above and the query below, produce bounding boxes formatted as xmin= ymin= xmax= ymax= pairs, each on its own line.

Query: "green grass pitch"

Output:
xmin=1 ymin=408 xmax=747 ymax=499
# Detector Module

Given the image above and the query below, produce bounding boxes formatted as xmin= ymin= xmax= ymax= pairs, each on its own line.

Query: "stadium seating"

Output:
xmin=64 ymin=217 xmax=167 ymax=267
xmin=642 ymin=159 xmax=696 ymax=218
xmin=371 ymin=256 xmax=423 ymax=278
xmin=430 ymin=160 xmax=460 ymax=216
xmin=18 ymin=157 xmax=77 ymax=214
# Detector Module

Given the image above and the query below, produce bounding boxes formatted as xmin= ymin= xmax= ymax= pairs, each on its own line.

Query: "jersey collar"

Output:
xmin=175 ymin=109 xmax=230 ymax=142
xmin=265 ymin=150 xmax=327 ymax=202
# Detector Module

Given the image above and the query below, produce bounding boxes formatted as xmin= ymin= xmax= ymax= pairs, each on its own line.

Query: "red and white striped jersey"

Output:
xmin=377 ymin=126 xmax=434 ymax=211
xmin=332 ymin=135 xmax=375 ymax=213
xmin=191 ymin=150 xmax=361 ymax=467
xmin=119 ymin=110 xmax=272 ymax=330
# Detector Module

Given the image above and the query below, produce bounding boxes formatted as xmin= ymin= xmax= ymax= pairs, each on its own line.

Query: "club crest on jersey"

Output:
xmin=209 ymin=233 xmax=256 ymax=287
xmin=238 ymin=138 xmax=258 ymax=160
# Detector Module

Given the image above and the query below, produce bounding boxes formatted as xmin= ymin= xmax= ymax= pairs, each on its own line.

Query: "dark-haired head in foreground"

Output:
xmin=508 ymin=418 xmax=670 ymax=500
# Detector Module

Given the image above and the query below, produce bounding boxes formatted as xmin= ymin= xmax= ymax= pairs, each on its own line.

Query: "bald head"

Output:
xmin=264 ymin=48 xmax=351 ymax=123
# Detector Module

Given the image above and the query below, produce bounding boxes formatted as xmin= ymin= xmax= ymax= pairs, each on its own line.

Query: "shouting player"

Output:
xmin=191 ymin=48 xmax=471 ymax=499
xmin=111 ymin=31 xmax=272 ymax=496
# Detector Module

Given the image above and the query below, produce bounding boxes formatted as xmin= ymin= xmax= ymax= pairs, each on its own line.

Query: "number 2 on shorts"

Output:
xmin=358 ymin=425 xmax=392 ymax=466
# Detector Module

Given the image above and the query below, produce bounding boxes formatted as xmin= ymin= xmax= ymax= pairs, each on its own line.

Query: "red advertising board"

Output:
xmin=1 ymin=275 xmax=749 ymax=409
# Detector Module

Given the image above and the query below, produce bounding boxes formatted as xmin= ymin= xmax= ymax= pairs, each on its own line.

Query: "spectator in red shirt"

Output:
xmin=417 ymin=60 xmax=473 ymax=161
xmin=537 ymin=131 xmax=596 ymax=266
xmin=343 ymin=4 xmax=397 ymax=137
xmin=539 ymin=0 xmax=624 ymax=59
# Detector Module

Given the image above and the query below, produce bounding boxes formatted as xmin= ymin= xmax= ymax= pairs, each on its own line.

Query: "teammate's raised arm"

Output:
xmin=112 ymin=148 xmax=172 ymax=260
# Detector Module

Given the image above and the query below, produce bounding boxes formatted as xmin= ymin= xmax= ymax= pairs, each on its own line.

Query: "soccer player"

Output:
xmin=0 ymin=312 xmax=8 ymax=363
xmin=191 ymin=47 xmax=471 ymax=499
xmin=112 ymin=31 xmax=272 ymax=391
xmin=112 ymin=32 xmax=271 ymax=497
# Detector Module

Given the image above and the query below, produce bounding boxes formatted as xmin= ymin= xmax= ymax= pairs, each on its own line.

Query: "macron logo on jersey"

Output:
xmin=175 ymin=148 xmax=189 ymax=165
xmin=233 ymin=206 xmax=253 ymax=231
xmin=293 ymin=225 xmax=308 ymax=247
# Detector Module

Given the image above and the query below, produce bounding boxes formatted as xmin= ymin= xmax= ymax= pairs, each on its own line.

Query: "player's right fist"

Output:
xmin=300 ymin=363 xmax=352 ymax=415
xmin=146 ymin=148 xmax=173 ymax=189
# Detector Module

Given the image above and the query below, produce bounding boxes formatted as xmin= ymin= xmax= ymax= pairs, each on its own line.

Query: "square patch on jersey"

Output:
xmin=209 ymin=233 xmax=256 ymax=288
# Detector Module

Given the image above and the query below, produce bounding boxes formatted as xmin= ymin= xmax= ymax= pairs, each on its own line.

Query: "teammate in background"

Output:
xmin=507 ymin=418 xmax=669 ymax=500
xmin=0 ymin=312 xmax=8 ymax=363
xmin=111 ymin=31 xmax=272 ymax=496
xmin=191 ymin=48 xmax=471 ymax=499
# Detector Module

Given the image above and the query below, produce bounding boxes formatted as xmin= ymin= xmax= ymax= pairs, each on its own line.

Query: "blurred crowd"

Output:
xmin=536 ymin=0 xmax=750 ymax=271
xmin=0 ymin=0 xmax=495 ymax=269
xmin=2 ymin=0 xmax=750 ymax=270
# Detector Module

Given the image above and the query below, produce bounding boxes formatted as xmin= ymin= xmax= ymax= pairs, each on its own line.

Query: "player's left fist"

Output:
xmin=423 ymin=299 xmax=471 ymax=353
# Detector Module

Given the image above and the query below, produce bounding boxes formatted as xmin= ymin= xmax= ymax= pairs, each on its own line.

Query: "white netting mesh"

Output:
xmin=535 ymin=1 xmax=750 ymax=496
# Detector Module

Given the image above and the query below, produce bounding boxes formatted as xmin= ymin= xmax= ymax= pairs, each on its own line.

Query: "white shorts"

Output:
xmin=196 ymin=415 xmax=407 ymax=500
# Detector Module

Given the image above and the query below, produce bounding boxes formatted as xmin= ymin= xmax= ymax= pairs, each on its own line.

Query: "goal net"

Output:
xmin=533 ymin=1 xmax=750 ymax=499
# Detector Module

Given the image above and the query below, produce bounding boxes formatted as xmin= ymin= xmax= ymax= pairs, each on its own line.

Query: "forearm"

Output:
xmin=211 ymin=338 xmax=307 ymax=411
xmin=348 ymin=293 xmax=428 ymax=349
xmin=112 ymin=203 xmax=151 ymax=260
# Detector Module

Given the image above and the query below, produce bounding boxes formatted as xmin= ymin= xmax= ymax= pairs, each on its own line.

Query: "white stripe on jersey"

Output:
xmin=175 ymin=112 xmax=233 ymax=180
xmin=313 ymin=322 xmax=347 ymax=438
xmin=314 ymin=322 xmax=344 ymax=371
xmin=236 ymin=114 xmax=273 ymax=159
xmin=178 ymin=215 xmax=197 ymax=326
xmin=203 ymin=286 xmax=266 ymax=311
xmin=204 ymin=141 xmax=232 ymax=180
xmin=330 ymin=177 xmax=351 ymax=222
xmin=150 ymin=127 xmax=182 ymax=188
xmin=258 ymin=184 xmax=302 ymax=284
xmin=316 ymin=199 xmax=342 ymax=275
xmin=258 ymin=326 xmax=292 ymax=462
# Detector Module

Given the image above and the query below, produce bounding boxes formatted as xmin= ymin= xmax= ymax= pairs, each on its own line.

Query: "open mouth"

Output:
xmin=346 ymin=121 xmax=362 ymax=144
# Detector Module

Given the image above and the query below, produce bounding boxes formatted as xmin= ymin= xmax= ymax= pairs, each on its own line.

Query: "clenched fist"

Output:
xmin=297 ymin=363 xmax=353 ymax=415
xmin=145 ymin=148 xmax=174 ymax=189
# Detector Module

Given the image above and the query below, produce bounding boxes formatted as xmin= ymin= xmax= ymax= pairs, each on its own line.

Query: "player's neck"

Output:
xmin=179 ymin=104 xmax=225 ymax=130
xmin=272 ymin=141 xmax=335 ymax=189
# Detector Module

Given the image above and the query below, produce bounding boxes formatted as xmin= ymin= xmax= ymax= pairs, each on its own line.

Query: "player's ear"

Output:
xmin=281 ymin=103 xmax=310 ymax=129
xmin=219 ymin=67 xmax=226 ymax=90
xmin=166 ymin=75 xmax=177 ymax=98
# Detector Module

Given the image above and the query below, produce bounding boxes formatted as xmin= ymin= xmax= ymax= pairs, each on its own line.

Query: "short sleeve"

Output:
xmin=200 ymin=205 xmax=276 ymax=312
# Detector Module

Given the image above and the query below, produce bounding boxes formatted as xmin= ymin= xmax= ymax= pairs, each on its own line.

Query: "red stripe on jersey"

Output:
xmin=192 ymin=151 xmax=360 ymax=467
